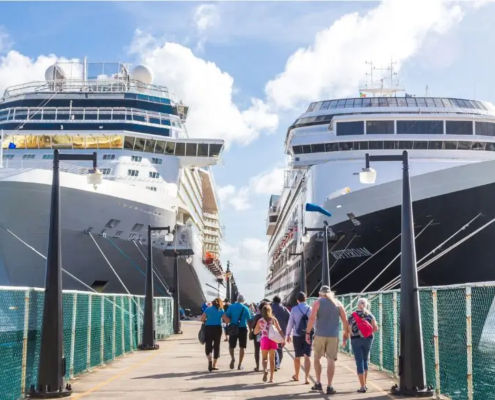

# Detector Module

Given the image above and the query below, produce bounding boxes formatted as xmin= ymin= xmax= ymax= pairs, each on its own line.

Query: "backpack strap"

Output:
xmin=237 ymin=307 xmax=244 ymax=324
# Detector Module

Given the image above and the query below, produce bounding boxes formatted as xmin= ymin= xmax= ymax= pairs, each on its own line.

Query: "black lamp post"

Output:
xmin=304 ymin=223 xmax=331 ymax=288
xmin=138 ymin=226 xmax=173 ymax=350
xmin=289 ymin=252 xmax=307 ymax=294
xmin=359 ymin=151 xmax=432 ymax=397
xmin=225 ymin=261 xmax=232 ymax=302
xmin=29 ymin=150 xmax=100 ymax=399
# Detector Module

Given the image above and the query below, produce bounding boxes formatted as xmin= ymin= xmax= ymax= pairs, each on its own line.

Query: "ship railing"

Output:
xmin=3 ymin=78 xmax=178 ymax=102
xmin=306 ymin=280 xmax=495 ymax=400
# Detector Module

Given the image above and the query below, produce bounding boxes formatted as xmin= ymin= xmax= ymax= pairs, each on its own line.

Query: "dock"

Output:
xmin=68 ymin=321 xmax=406 ymax=400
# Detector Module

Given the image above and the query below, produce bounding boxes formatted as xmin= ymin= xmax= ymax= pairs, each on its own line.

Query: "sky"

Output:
xmin=1 ymin=0 xmax=495 ymax=301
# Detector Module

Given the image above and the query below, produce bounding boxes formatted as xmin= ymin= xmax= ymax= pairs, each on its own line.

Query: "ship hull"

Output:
xmin=0 ymin=172 xmax=224 ymax=314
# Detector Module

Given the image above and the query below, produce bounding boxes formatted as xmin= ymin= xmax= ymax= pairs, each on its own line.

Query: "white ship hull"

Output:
xmin=0 ymin=168 xmax=224 ymax=313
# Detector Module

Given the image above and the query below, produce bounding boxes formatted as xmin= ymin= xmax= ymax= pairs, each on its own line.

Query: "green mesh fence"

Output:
xmin=0 ymin=288 xmax=173 ymax=400
xmin=308 ymin=282 xmax=495 ymax=400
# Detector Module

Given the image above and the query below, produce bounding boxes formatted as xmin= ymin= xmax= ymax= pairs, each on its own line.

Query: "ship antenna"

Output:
xmin=83 ymin=56 xmax=87 ymax=83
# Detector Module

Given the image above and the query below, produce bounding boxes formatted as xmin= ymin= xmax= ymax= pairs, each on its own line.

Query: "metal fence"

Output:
xmin=309 ymin=282 xmax=495 ymax=400
xmin=0 ymin=287 xmax=174 ymax=400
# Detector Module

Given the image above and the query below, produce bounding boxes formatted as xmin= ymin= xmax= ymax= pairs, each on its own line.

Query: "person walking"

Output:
xmin=249 ymin=301 xmax=268 ymax=372
xmin=225 ymin=294 xmax=252 ymax=370
xmin=271 ymin=296 xmax=290 ymax=370
xmin=306 ymin=285 xmax=349 ymax=395
xmin=254 ymin=304 xmax=285 ymax=383
xmin=347 ymin=298 xmax=379 ymax=393
xmin=285 ymin=292 xmax=312 ymax=384
xmin=200 ymin=298 xmax=229 ymax=372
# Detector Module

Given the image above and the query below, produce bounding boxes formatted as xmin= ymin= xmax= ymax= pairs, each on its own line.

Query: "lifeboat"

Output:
xmin=204 ymin=252 xmax=215 ymax=265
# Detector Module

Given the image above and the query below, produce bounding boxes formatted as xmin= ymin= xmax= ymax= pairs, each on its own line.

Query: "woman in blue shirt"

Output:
xmin=201 ymin=298 xmax=228 ymax=372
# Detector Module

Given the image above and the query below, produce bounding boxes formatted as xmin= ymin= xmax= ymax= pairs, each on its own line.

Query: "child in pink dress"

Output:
xmin=254 ymin=304 xmax=285 ymax=383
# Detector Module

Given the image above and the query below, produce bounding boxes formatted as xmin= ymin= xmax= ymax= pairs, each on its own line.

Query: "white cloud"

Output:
xmin=218 ymin=185 xmax=251 ymax=211
xmin=264 ymin=0 xmax=465 ymax=111
xmin=0 ymin=27 xmax=12 ymax=54
xmin=222 ymin=237 xmax=268 ymax=301
xmin=130 ymin=31 xmax=279 ymax=147
xmin=250 ymin=167 xmax=285 ymax=195
xmin=194 ymin=4 xmax=220 ymax=33
xmin=0 ymin=51 xmax=59 ymax=96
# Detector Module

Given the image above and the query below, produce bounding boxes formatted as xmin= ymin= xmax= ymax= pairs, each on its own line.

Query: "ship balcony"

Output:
xmin=204 ymin=219 xmax=220 ymax=229
xmin=204 ymin=236 xmax=220 ymax=245
xmin=266 ymin=210 xmax=278 ymax=236
xmin=203 ymin=212 xmax=219 ymax=220
xmin=203 ymin=227 xmax=220 ymax=236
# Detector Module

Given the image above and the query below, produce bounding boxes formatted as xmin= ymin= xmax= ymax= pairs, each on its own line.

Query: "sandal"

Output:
xmin=208 ymin=360 xmax=213 ymax=372
xmin=212 ymin=367 xmax=219 ymax=371
xmin=292 ymin=375 xmax=299 ymax=381
xmin=229 ymin=359 xmax=235 ymax=370
xmin=254 ymin=367 xmax=260 ymax=372
xmin=262 ymin=371 xmax=268 ymax=382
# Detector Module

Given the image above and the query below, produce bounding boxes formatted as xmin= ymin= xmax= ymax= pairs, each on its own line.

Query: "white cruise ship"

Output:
xmin=0 ymin=60 xmax=227 ymax=313
xmin=266 ymin=79 xmax=495 ymax=305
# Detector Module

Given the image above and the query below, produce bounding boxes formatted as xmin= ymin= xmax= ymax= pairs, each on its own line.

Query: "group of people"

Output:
xmin=200 ymin=285 xmax=378 ymax=394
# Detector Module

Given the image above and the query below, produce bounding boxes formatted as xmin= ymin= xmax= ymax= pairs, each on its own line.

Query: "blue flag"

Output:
xmin=8 ymin=142 xmax=16 ymax=149
xmin=305 ymin=203 xmax=332 ymax=217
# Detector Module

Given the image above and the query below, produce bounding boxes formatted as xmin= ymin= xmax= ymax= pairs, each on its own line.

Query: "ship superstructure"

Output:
xmin=266 ymin=74 xmax=495 ymax=305
xmin=0 ymin=60 xmax=227 ymax=312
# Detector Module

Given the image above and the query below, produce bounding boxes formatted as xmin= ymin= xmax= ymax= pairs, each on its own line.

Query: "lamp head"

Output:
xmin=186 ymin=256 xmax=193 ymax=265
xmin=301 ymin=233 xmax=311 ymax=244
xmin=164 ymin=232 xmax=174 ymax=242
xmin=359 ymin=167 xmax=377 ymax=184
xmin=287 ymin=258 xmax=294 ymax=266
xmin=87 ymin=168 xmax=103 ymax=190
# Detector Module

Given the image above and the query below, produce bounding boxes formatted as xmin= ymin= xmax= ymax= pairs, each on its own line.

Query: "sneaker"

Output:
xmin=327 ymin=386 xmax=337 ymax=395
xmin=311 ymin=383 xmax=323 ymax=391
xmin=208 ymin=360 xmax=213 ymax=372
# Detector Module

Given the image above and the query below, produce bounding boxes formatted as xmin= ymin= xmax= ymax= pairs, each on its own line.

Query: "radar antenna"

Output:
xmin=359 ymin=59 xmax=404 ymax=98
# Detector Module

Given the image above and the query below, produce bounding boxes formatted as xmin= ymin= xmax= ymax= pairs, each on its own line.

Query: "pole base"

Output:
xmin=138 ymin=343 xmax=159 ymax=350
xmin=391 ymin=384 xmax=434 ymax=397
xmin=28 ymin=384 xmax=72 ymax=399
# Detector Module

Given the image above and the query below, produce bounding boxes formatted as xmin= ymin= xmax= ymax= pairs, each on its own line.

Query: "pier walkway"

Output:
xmin=68 ymin=321 xmax=410 ymax=400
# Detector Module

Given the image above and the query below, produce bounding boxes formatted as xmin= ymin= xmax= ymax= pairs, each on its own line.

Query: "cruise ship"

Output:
xmin=0 ymin=60 xmax=227 ymax=313
xmin=265 ymin=79 xmax=495 ymax=305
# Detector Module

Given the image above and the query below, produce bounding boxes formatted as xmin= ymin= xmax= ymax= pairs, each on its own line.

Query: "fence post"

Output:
xmin=112 ymin=296 xmax=116 ymax=360
xmin=69 ymin=293 xmax=77 ymax=378
xmin=137 ymin=297 xmax=141 ymax=347
xmin=87 ymin=294 xmax=92 ymax=371
xmin=393 ymin=291 xmax=398 ymax=377
xmin=466 ymin=287 xmax=473 ymax=400
xmin=20 ymin=290 xmax=31 ymax=396
xmin=128 ymin=296 xmax=133 ymax=350
xmin=379 ymin=293 xmax=383 ymax=371
xmin=432 ymin=289 xmax=441 ymax=398
xmin=121 ymin=296 xmax=125 ymax=355
xmin=100 ymin=295 xmax=105 ymax=365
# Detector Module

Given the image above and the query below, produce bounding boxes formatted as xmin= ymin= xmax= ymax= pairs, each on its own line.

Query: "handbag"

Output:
xmin=198 ymin=323 xmax=206 ymax=345
xmin=227 ymin=307 xmax=245 ymax=336
xmin=352 ymin=312 xmax=373 ymax=338
xmin=268 ymin=321 xmax=284 ymax=343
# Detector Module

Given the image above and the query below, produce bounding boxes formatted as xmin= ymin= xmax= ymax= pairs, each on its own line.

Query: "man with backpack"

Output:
xmin=285 ymin=292 xmax=312 ymax=384
xmin=271 ymin=296 xmax=290 ymax=370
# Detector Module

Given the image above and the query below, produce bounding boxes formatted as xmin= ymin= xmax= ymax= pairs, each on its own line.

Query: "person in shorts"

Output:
xmin=225 ymin=294 xmax=251 ymax=370
xmin=286 ymin=291 xmax=312 ymax=384
xmin=306 ymin=286 xmax=349 ymax=395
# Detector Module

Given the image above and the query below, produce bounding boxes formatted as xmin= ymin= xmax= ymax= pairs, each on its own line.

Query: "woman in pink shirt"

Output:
xmin=254 ymin=304 xmax=285 ymax=383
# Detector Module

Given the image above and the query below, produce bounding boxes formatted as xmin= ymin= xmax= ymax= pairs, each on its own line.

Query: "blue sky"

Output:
xmin=1 ymin=0 xmax=495 ymax=300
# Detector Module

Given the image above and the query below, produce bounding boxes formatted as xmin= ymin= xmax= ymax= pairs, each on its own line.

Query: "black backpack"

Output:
xmin=295 ymin=306 xmax=311 ymax=336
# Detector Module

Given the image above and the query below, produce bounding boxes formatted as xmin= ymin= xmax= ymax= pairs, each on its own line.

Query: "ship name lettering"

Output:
xmin=331 ymin=248 xmax=372 ymax=260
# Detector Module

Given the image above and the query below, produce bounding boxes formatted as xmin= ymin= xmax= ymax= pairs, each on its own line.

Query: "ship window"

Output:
xmin=209 ymin=144 xmax=222 ymax=158
xmin=366 ymin=121 xmax=394 ymax=134
xmin=362 ymin=98 xmax=372 ymax=107
xmin=425 ymin=98 xmax=435 ymax=107
xmin=103 ymin=154 xmax=115 ymax=160
xmin=43 ymin=112 xmax=56 ymax=120
xmin=329 ymin=100 xmax=338 ymax=109
xmin=306 ymin=103 xmax=316 ymax=112
xmin=22 ymin=154 xmax=35 ymax=159
xmin=134 ymin=138 xmax=145 ymax=152
xmin=146 ymin=186 xmax=157 ymax=191
xmin=105 ymin=219 xmax=121 ymax=228
xmin=444 ymin=141 xmax=457 ymax=150
xmin=336 ymin=121 xmax=364 ymax=136
xmin=0 ymin=110 xmax=8 ymax=121
xmin=99 ymin=111 xmax=112 ymax=120
xmin=413 ymin=141 xmax=428 ymax=150
xmin=447 ymin=121 xmax=473 ymax=135
xmin=56 ymin=111 xmax=70 ymax=120
xmin=131 ymin=155 xmax=142 ymax=162
xmin=325 ymin=143 xmax=339 ymax=152
xmin=387 ymin=98 xmax=398 ymax=107
xmin=42 ymin=154 xmax=54 ymax=159
xmin=433 ymin=98 xmax=444 ymax=107
xmin=397 ymin=98 xmax=407 ymax=107
xmin=149 ymin=171 xmax=160 ymax=179
xmin=379 ymin=98 xmax=388 ymax=107
xmin=151 ymin=157 xmax=162 ymax=165
xmin=311 ymin=143 xmax=325 ymax=153
xmin=131 ymin=223 xmax=144 ymax=232
xmin=186 ymin=143 xmax=197 ymax=157
xmin=371 ymin=98 xmax=380 ymax=107
xmin=128 ymin=169 xmax=139 ymax=177
xmin=124 ymin=136 xmax=135 ymax=150
xmin=101 ymin=168 xmax=112 ymax=175
xmin=154 ymin=141 xmax=166 ymax=154
xmin=485 ymin=143 xmax=495 ymax=151
xmin=406 ymin=97 xmax=417 ymax=106
xmin=313 ymin=102 xmax=323 ymax=111
xmin=2 ymin=154 xmax=14 ymax=159
xmin=353 ymin=98 xmax=363 ymax=108
xmin=29 ymin=110 xmax=42 ymax=120
xmin=337 ymin=100 xmax=346 ymax=108
xmin=320 ymin=101 xmax=331 ymax=110
xmin=472 ymin=142 xmax=485 ymax=150
xmin=458 ymin=141 xmax=472 ymax=150
xmin=416 ymin=98 xmax=427 ymax=107
xmin=442 ymin=99 xmax=453 ymax=108
xmin=52 ymin=135 xmax=72 ymax=149
xmin=397 ymin=121 xmax=443 ymax=135
xmin=175 ymin=142 xmax=186 ymax=156
xmin=339 ymin=142 xmax=354 ymax=150
xmin=384 ymin=141 xmax=399 ymax=150
xmin=428 ymin=141 xmax=443 ymax=150
xmin=345 ymin=99 xmax=354 ymax=107
xmin=165 ymin=142 xmax=175 ymax=155
xmin=475 ymin=122 xmax=495 ymax=136
xmin=198 ymin=143 xmax=208 ymax=157
xmin=26 ymin=135 xmax=39 ymax=149
xmin=358 ymin=141 xmax=369 ymax=150
xmin=369 ymin=141 xmax=384 ymax=149
xmin=293 ymin=145 xmax=303 ymax=154
xmin=144 ymin=139 xmax=156 ymax=153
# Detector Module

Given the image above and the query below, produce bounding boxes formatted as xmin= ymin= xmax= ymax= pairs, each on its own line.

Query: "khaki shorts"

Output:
xmin=313 ymin=336 xmax=339 ymax=360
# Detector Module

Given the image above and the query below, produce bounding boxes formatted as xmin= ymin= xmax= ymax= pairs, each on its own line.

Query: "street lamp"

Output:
xmin=359 ymin=151 xmax=432 ymax=397
xmin=288 ymin=252 xmax=306 ymax=294
xmin=225 ymin=261 xmax=232 ymax=303
xmin=29 ymin=150 xmax=101 ymax=399
xmin=138 ymin=226 xmax=174 ymax=351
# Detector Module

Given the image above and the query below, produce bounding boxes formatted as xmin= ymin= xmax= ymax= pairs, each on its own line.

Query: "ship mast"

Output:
xmin=360 ymin=59 xmax=404 ymax=98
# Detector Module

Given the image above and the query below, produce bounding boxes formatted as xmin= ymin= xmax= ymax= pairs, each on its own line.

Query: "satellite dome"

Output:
xmin=45 ymin=62 xmax=83 ymax=82
xmin=131 ymin=64 xmax=154 ymax=85
xmin=45 ymin=64 xmax=66 ymax=82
